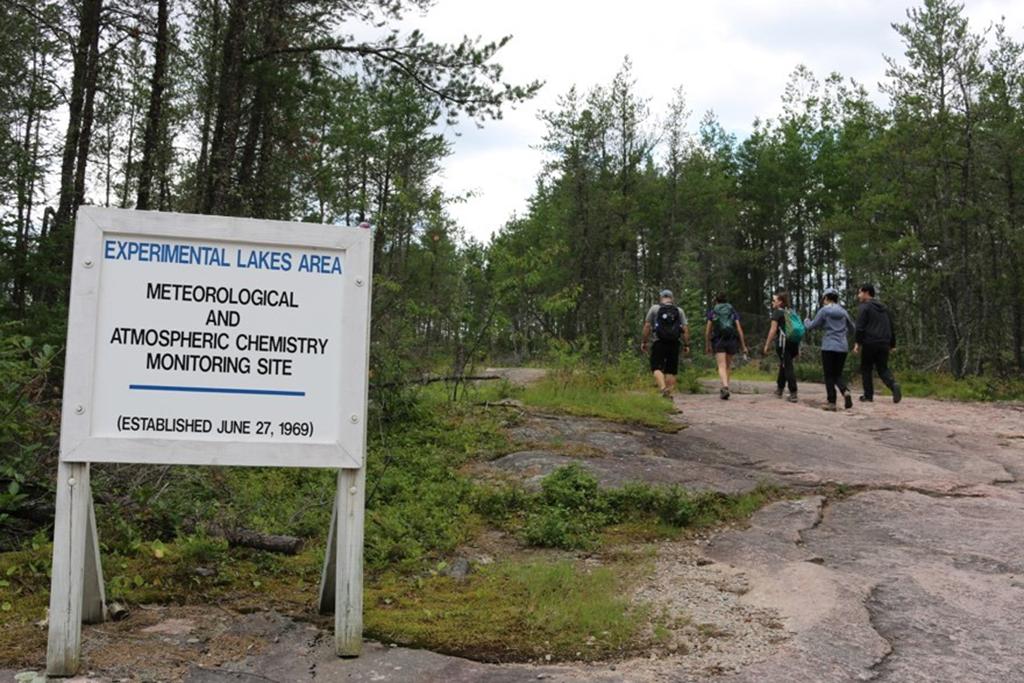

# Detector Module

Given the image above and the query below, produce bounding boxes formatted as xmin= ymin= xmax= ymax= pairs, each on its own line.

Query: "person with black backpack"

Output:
xmin=853 ymin=284 xmax=902 ymax=404
xmin=704 ymin=292 xmax=749 ymax=400
xmin=641 ymin=289 xmax=690 ymax=398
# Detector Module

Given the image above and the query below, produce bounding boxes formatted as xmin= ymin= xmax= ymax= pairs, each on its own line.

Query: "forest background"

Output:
xmin=1 ymin=0 xmax=1023 ymax=653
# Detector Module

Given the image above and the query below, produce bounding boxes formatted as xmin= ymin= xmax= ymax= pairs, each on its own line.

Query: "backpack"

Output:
xmin=654 ymin=304 xmax=683 ymax=342
xmin=783 ymin=308 xmax=805 ymax=344
xmin=712 ymin=303 xmax=737 ymax=339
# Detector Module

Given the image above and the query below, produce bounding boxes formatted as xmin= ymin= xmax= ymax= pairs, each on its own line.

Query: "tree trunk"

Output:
xmin=202 ymin=0 xmax=251 ymax=215
xmin=44 ymin=0 xmax=103 ymax=302
xmin=193 ymin=0 xmax=222 ymax=212
xmin=136 ymin=0 xmax=170 ymax=210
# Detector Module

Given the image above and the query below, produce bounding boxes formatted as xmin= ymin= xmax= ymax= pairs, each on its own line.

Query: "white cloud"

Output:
xmin=397 ymin=0 xmax=1024 ymax=241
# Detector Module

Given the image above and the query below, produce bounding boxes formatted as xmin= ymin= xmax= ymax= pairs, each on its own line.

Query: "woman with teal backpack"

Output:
xmin=705 ymin=292 xmax=749 ymax=400
xmin=763 ymin=290 xmax=803 ymax=403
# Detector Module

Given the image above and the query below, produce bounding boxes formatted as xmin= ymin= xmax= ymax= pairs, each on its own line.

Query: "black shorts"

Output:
xmin=650 ymin=340 xmax=681 ymax=375
xmin=712 ymin=336 xmax=740 ymax=355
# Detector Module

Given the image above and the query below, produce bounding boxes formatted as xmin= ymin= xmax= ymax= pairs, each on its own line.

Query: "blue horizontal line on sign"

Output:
xmin=129 ymin=384 xmax=305 ymax=397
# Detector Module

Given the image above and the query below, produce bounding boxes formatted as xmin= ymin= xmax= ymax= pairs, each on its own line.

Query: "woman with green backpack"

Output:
xmin=763 ymin=290 xmax=804 ymax=403
xmin=705 ymin=292 xmax=749 ymax=400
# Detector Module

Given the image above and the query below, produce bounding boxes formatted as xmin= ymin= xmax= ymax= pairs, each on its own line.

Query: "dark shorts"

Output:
xmin=711 ymin=336 xmax=740 ymax=355
xmin=650 ymin=340 xmax=681 ymax=375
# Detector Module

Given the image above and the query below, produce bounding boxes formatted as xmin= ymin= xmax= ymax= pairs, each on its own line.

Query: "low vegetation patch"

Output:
xmin=475 ymin=464 xmax=784 ymax=551
xmin=489 ymin=356 xmax=689 ymax=430
xmin=366 ymin=559 xmax=648 ymax=662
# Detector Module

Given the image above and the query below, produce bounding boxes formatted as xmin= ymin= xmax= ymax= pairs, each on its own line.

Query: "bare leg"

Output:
xmin=653 ymin=370 xmax=666 ymax=392
xmin=666 ymin=374 xmax=677 ymax=393
xmin=716 ymin=352 xmax=730 ymax=389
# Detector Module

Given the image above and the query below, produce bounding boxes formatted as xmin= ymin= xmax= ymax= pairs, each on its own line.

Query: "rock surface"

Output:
xmin=8 ymin=380 xmax=1024 ymax=681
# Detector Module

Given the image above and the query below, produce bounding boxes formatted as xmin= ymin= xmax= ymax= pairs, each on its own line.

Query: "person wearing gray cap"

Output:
xmin=641 ymin=289 xmax=690 ymax=398
xmin=804 ymin=288 xmax=856 ymax=410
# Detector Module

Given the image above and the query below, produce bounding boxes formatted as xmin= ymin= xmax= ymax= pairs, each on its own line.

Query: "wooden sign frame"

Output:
xmin=47 ymin=207 xmax=372 ymax=676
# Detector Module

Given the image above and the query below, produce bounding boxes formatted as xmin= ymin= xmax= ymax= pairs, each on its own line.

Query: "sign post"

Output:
xmin=47 ymin=207 xmax=372 ymax=676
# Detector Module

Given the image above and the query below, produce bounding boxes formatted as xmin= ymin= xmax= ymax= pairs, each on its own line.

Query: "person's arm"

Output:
xmin=853 ymin=305 xmax=867 ymax=354
xmin=705 ymin=320 xmax=713 ymax=354
xmin=804 ymin=307 xmax=825 ymax=331
xmin=641 ymin=320 xmax=652 ymax=353
xmin=763 ymin=319 xmax=778 ymax=355
xmin=678 ymin=307 xmax=690 ymax=353
xmin=736 ymin=320 xmax=749 ymax=354
xmin=845 ymin=311 xmax=856 ymax=335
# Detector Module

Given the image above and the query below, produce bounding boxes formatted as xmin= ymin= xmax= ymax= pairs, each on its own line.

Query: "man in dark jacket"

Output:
xmin=853 ymin=284 xmax=902 ymax=403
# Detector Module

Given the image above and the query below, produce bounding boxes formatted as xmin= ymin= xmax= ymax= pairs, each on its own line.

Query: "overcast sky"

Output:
xmin=393 ymin=0 xmax=1023 ymax=242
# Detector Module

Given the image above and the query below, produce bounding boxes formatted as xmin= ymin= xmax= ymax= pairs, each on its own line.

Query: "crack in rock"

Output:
xmin=863 ymin=582 xmax=896 ymax=681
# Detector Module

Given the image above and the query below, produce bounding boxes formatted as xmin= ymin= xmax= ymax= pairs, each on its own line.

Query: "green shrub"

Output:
xmin=541 ymin=462 xmax=601 ymax=510
xmin=523 ymin=506 xmax=602 ymax=550
xmin=471 ymin=483 xmax=533 ymax=523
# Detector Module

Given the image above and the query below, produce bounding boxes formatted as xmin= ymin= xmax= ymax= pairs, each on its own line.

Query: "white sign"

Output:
xmin=60 ymin=207 xmax=372 ymax=468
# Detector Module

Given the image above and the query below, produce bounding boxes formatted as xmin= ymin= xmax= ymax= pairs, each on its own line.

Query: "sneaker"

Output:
xmin=859 ymin=395 xmax=873 ymax=402
xmin=720 ymin=387 xmax=730 ymax=400
xmin=822 ymin=403 xmax=837 ymax=412
xmin=787 ymin=392 xmax=799 ymax=403
xmin=892 ymin=383 xmax=902 ymax=404
xmin=844 ymin=394 xmax=854 ymax=410
xmin=774 ymin=388 xmax=784 ymax=398
xmin=661 ymin=387 xmax=672 ymax=398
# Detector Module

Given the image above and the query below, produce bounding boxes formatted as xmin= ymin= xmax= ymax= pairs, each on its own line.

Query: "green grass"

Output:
xmin=517 ymin=362 xmax=683 ymax=431
xmin=366 ymin=559 xmax=648 ymax=662
xmin=705 ymin=363 xmax=1024 ymax=402
xmin=474 ymin=465 xmax=785 ymax=551
xmin=896 ymin=370 xmax=1024 ymax=402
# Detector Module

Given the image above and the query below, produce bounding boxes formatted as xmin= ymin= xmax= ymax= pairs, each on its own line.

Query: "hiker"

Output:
xmin=854 ymin=284 xmax=902 ymax=403
xmin=804 ymin=288 xmax=856 ymax=411
xmin=763 ymin=290 xmax=802 ymax=403
xmin=641 ymin=289 xmax=690 ymax=398
xmin=705 ymin=292 xmax=749 ymax=400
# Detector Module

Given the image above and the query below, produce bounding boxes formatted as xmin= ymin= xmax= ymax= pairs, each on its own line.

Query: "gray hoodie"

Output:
xmin=804 ymin=303 xmax=855 ymax=353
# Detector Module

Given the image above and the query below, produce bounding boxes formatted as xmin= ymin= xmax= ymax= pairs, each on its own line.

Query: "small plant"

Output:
xmin=177 ymin=533 xmax=229 ymax=565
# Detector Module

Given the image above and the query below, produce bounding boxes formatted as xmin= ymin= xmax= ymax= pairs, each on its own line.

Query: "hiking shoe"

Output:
xmin=774 ymin=388 xmax=784 ymax=398
xmin=787 ymin=392 xmax=799 ymax=403
xmin=720 ymin=387 xmax=730 ymax=400
xmin=844 ymin=394 xmax=854 ymax=410
xmin=859 ymin=395 xmax=873 ymax=402
xmin=661 ymin=388 xmax=672 ymax=398
xmin=822 ymin=403 xmax=838 ymax=412
xmin=892 ymin=383 xmax=903 ymax=404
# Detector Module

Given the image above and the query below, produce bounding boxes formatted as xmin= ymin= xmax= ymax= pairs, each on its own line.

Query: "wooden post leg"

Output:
xmin=46 ymin=461 xmax=93 ymax=676
xmin=82 ymin=493 xmax=107 ymax=624
xmin=317 ymin=488 xmax=338 ymax=614
xmin=334 ymin=467 xmax=365 ymax=657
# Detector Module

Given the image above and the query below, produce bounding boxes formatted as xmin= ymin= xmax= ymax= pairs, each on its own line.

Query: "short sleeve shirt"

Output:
xmin=771 ymin=308 xmax=788 ymax=347
xmin=646 ymin=304 xmax=687 ymax=329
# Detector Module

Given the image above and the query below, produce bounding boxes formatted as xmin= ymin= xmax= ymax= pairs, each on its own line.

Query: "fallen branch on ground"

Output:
xmin=207 ymin=524 xmax=304 ymax=555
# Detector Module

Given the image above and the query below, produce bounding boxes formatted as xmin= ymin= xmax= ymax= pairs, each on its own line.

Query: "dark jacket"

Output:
xmin=855 ymin=299 xmax=896 ymax=348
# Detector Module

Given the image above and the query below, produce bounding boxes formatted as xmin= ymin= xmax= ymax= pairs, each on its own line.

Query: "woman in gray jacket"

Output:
xmin=804 ymin=288 xmax=856 ymax=411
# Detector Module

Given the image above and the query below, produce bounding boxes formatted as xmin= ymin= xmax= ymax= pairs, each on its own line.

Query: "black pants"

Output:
xmin=821 ymin=351 xmax=849 ymax=404
xmin=776 ymin=341 xmax=799 ymax=393
xmin=861 ymin=343 xmax=896 ymax=399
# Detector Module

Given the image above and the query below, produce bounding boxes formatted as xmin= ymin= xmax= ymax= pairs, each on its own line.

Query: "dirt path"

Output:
xmin=8 ymin=381 xmax=1024 ymax=682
